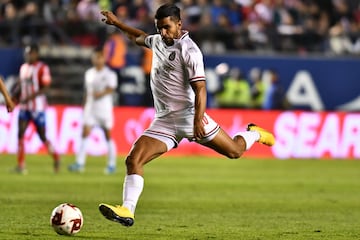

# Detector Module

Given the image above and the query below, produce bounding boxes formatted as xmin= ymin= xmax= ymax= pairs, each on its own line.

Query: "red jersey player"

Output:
xmin=16 ymin=44 xmax=60 ymax=174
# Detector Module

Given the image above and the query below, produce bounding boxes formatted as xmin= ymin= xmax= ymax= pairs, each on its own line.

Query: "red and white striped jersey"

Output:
xmin=19 ymin=61 xmax=51 ymax=111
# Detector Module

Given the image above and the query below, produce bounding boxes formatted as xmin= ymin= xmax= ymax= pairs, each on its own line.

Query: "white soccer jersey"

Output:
xmin=83 ymin=66 xmax=117 ymax=117
xmin=144 ymin=31 xmax=206 ymax=117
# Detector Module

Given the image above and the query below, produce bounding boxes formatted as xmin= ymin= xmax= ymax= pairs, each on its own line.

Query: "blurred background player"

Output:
xmin=249 ymin=68 xmax=265 ymax=109
xmin=262 ymin=69 xmax=290 ymax=110
xmin=216 ymin=67 xmax=251 ymax=109
xmin=68 ymin=47 xmax=118 ymax=174
xmin=0 ymin=76 xmax=16 ymax=112
xmin=103 ymin=29 xmax=126 ymax=105
xmin=16 ymin=43 xmax=60 ymax=174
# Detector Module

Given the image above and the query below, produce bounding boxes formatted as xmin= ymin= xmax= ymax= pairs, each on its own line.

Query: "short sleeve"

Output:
xmin=107 ymin=70 xmax=118 ymax=89
xmin=183 ymin=45 xmax=206 ymax=83
xmin=84 ymin=69 xmax=92 ymax=92
xmin=144 ymin=35 xmax=154 ymax=49
xmin=39 ymin=64 xmax=51 ymax=86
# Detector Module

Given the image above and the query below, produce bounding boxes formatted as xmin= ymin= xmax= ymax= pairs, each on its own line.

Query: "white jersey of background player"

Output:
xmin=69 ymin=47 xmax=118 ymax=174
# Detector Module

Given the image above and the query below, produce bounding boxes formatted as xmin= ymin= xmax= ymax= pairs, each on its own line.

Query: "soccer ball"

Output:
xmin=50 ymin=203 xmax=83 ymax=236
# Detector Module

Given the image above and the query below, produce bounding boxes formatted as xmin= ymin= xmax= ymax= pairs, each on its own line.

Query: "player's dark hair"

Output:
xmin=93 ymin=46 xmax=104 ymax=54
xmin=155 ymin=4 xmax=181 ymax=21
xmin=27 ymin=43 xmax=39 ymax=53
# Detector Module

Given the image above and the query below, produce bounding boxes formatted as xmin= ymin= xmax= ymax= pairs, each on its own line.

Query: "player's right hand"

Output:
xmin=101 ymin=10 xmax=118 ymax=25
xmin=193 ymin=118 xmax=205 ymax=141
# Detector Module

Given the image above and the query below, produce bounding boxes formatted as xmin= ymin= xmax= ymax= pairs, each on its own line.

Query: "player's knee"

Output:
xmin=38 ymin=133 xmax=47 ymax=142
xmin=125 ymin=155 xmax=141 ymax=171
xmin=226 ymin=149 xmax=243 ymax=159
xmin=18 ymin=128 xmax=26 ymax=138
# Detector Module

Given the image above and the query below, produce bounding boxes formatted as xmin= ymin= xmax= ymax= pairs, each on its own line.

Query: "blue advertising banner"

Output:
xmin=204 ymin=54 xmax=360 ymax=111
xmin=0 ymin=48 xmax=23 ymax=78
xmin=1 ymin=49 xmax=359 ymax=111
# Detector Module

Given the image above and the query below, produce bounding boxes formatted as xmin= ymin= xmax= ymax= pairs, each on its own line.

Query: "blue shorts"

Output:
xmin=18 ymin=110 xmax=46 ymax=128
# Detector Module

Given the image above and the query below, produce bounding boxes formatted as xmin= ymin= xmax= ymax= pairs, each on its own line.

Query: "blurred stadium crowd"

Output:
xmin=1 ymin=0 xmax=360 ymax=55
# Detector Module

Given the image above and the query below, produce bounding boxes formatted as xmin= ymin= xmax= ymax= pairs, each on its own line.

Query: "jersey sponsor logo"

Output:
xmin=168 ymin=52 xmax=176 ymax=61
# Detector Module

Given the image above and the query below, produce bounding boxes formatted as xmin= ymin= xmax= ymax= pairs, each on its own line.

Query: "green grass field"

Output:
xmin=0 ymin=154 xmax=359 ymax=240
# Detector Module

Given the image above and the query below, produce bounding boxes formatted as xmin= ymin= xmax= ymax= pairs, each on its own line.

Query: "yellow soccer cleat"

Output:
xmin=247 ymin=123 xmax=275 ymax=146
xmin=99 ymin=203 xmax=134 ymax=227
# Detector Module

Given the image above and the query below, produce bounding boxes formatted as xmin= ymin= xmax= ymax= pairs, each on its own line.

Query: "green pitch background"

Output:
xmin=0 ymin=154 xmax=359 ymax=240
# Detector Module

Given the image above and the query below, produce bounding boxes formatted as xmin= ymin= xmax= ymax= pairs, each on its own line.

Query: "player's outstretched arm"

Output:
xmin=101 ymin=10 xmax=148 ymax=47
xmin=0 ymin=77 xmax=15 ymax=112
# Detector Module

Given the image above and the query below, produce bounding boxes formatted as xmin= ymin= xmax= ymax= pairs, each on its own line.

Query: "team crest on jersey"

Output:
xmin=168 ymin=52 xmax=176 ymax=61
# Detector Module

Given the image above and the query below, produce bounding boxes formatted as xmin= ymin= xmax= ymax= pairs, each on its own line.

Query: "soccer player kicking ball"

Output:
xmin=68 ymin=47 xmax=118 ymax=174
xmin=99 ymin=4 xmax=275 ymax=227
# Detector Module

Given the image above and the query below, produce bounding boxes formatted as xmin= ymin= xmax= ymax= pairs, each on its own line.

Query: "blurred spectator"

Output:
xmin=43 ymin=0 xmax=73 ymax=45
xmin=262 ymin=69 xmax=290 ymax=110
xmin=179 ymin=0 xmax=202 ymax=32
xmin=0 ymin=2 xmax=21 ymax=46
xmin=77 ymin=0 xmax=107 ymax=46
xmin=140 ymin=47 xmax=153 ymax=107
xmin=103 ymin=29 xmax=127 ymax=73
xmin=43 ymin=0 xmax=66 ymax=24
xmin=114 ymin=5 xmax=134 ymax=26
xmin=215 ymin=13 xmax=236 ymax=50
xmin=103 ymin=29 xmax=127 ymax=91
xmin=216 ymin=67 xmax=251 ymax=108
xmin=63 ymin=3 xmax=93 ymax=46
xmin=132 ymin=3 xmax=156 ymax=33
xmin=294 ymin=0 xmax=329 ymax=52
xmin=196 ymin=12 xmax=226 ymax=53
xmin=196 ymin=0 xmax=212 ymax=15
xmin=128 ymin=0 xmax=150 ymax=20
xmin=210 ymin=0 xmax=228 ymax=24
xmin=328 ymin=0 xmax=360 ymax=54
xmin=76 ymin=0 xmax=101 ymax=21
xmin=245 ymin=0 xmax=274 ymax=50
xmin=20 ymin=1 xmax=45 ymax=45
xmin=228 ymin=1 xmax=243 ymax=27
xmin=98 ymin=0 xmax=112 ymax=11
xmin=249 ymin=67 xmax=265 ymax=109
xmin=0 ymin=0 xmax=360 ymax=54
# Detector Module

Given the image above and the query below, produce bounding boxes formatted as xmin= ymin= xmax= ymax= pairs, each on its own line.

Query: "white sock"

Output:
xmin=234 ymin=131 xmax=260 ymax=150
xmin=107 ymin=139 xmax=117 ymax=168
xmin=76 ymin=138 xmax=88 ymax=166
xmin=122 ymin=174 xmax=144 ymax=214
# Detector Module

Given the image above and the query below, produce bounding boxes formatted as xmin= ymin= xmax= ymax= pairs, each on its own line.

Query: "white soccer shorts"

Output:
xmin=143 ymin=112 xmax=220 ymax=151
xmin=83 ymin=110 xmax=114 ymax=129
